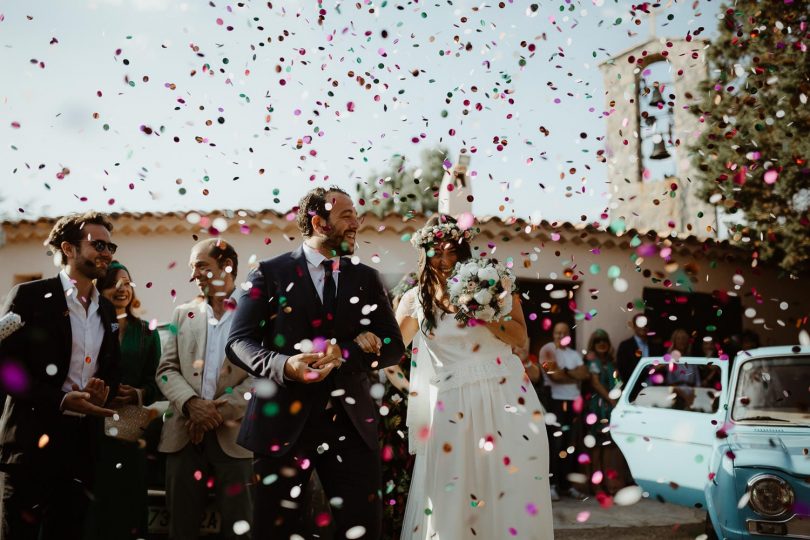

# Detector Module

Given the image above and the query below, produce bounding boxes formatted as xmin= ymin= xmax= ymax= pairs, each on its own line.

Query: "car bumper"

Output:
xmin=746 ymin=514 xmax=810 ymax=539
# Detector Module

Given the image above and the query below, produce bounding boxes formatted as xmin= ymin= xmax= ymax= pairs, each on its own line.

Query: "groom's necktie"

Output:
xmin=321 ymin=259 xmax=337 ymax=327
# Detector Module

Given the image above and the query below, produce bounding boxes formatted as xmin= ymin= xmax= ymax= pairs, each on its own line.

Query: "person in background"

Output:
xmin=740 ymin=329 xmax=761 ymax=351
xmin=84 ymin=261 xmax=161 ymax=540
xmin=0 ymin=212 xmax=120 ymax=540
xmin=696 ymin=335 xmax=724 ymax=390
xmin=616 ymin=313 xmax=662 ymax=385
xmin=156 ymin=239 xmax=254 ymax=540
xmin=665 ymin=328 xmax=701 ymax=387
xmin=698 ymin=335 xmax=718 ymax=358
xmin=583 ymin=329 xmax=628 ymax=496
xmin=541 ymin=322 xmax=590 ymax=501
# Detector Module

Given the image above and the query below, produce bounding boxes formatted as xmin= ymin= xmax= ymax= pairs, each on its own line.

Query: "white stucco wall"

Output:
xmin=0 ymin=213 xmax=803 ymax=352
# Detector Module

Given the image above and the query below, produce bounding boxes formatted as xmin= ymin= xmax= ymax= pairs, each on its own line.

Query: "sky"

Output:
xmin=0 ymin=0 xmax=723 ymax=223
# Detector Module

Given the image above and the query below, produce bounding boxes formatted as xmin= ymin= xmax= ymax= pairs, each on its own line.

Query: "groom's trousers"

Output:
xmin=252 ymin=403 xmax=382 ymax=540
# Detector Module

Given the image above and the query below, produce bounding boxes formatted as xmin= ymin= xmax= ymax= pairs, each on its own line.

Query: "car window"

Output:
xmin=732 ymin=355 xmax=810 ymax=425
xmin=628 ymin=362 xmax=723 ymax=413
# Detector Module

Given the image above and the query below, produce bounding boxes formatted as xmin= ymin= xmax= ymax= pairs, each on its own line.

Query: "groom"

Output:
xmin=226 ymin=186 xmax=405 ymax=539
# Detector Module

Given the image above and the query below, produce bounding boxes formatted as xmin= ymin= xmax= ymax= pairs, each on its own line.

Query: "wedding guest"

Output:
xmin=697 ymin=336 xmax=723 ymax=390
xmin=616 ymin=313 xmax=663 ymax=385
xmin=541 ymin=322 xmax=590 ymax=501
xmin=84 ymin=261 xmax=161 ymax=540
xmin=0 ymin=212 xmax=120 ymax=540
xmin=741 ymin=329 xmax=760 ymax=350
xmin=156 ymin=239 xmax=254 ymax=540
xmin=583 ymin=329 xmax=628 ymax=495
xmin=698 ymin=335 xmax=718 ymax=358
xmin=665 ymin=328 xmax=700 ymax=387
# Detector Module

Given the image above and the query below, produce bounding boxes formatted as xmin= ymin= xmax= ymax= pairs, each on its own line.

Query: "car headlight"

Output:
xmin=748 ymin=474 xmax=795 ymax=517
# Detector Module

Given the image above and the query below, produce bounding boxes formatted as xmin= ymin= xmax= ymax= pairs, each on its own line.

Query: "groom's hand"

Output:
xmin=354 ymin=331 xmax=382 ymax=356
xmin=311 ymin=342 xmax=343 ymax=370
xmin=284 ymin=352 xmax=337 ymax=383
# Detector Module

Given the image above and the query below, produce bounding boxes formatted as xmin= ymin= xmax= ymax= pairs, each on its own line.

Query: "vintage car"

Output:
xmin=611 ymin=346 xmax=810 ymax=539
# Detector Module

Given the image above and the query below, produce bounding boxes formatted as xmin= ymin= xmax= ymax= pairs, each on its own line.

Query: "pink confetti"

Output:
xmin=457 ymin=212 xmax=475 ymax=231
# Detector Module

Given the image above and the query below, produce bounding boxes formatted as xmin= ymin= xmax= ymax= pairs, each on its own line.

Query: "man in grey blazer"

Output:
xmin=156 ymin=238 xmax=254 ymax=540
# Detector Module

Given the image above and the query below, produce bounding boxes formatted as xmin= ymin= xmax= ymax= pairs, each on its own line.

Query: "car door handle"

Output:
xmin=619 ymin=410 xmax=642 ymax=415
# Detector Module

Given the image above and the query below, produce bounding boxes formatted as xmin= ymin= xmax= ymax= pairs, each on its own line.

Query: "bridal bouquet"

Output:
xmin=447 ymin=258 xmax=517 ymax=324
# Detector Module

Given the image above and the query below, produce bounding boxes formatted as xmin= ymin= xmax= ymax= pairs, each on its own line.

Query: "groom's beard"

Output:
xmin=324 ymin=231 xmax=356 ymax=255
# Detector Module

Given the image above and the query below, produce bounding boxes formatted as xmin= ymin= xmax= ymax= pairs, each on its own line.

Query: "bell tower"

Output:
xmin=599 ymin=36 xmax=716 ymax=238
xmin=438 ymin=153 xmax=473 ymax=218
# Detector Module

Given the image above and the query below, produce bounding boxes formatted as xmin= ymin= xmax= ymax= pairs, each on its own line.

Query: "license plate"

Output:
xmin=148 ymin=506 xmax=221 ymax=535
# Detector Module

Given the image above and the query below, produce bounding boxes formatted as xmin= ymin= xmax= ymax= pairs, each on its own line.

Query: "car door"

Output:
xmin=611 ymin=356 xmax=728 ymax=508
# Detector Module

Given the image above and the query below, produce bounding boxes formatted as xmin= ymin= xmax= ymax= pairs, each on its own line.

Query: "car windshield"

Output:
xmin=732 ymin=355 xmax=810 ymax=426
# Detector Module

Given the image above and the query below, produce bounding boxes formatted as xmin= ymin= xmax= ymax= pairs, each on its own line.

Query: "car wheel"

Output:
xmin=704 ymin=512 xmax=718 ymax=540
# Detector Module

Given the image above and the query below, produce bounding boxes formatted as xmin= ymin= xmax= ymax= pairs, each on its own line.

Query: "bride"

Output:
xmin=365 ymin=215 xmax=554 ymax=540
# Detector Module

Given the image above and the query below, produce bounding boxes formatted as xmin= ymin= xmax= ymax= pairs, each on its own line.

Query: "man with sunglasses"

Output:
xmin=0 ymin=211 xmax=121 ymax=540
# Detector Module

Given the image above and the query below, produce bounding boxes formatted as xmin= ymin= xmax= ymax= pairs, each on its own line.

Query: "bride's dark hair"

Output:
xmin=416 ymin=214 xmax=473 ymax=332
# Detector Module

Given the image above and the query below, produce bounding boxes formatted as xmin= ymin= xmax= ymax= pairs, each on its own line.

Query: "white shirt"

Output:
xmin=301 ymin=243 xmax=341 ymax=408
xmin=59 ymin=270 xmax=104 ymax=394
xmin=201 ymin=301 xmax=234 ymax=400
xmin=540 ymin=341 xmax=584 ymax=401
xmin=302 ymin=242 xmax=340 ymax=301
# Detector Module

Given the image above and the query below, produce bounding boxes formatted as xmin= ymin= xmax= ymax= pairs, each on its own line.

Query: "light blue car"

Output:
xmin=611 ymin=346 xmax=810 ymax=539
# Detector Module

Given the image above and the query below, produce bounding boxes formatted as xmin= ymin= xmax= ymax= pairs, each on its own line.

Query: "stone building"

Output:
xmin=600 ymin=37 xmax=717 ymax=239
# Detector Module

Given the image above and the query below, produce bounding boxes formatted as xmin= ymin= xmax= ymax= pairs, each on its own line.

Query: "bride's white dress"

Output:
xmin=398 ymin=288 xmax=554 ymax=540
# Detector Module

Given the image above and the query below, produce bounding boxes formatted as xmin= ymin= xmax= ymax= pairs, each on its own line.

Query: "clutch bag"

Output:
xmin=104 ymin=405 xmax=156 ymax=442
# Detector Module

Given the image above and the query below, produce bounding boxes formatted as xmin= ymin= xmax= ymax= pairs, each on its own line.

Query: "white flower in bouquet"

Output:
xmin=497 ymin=290 xmax=514 ymax=314
xmin=446 ymin=257 xmax=517 ymax=324
xmin=476 ymin=305 xmax=497 ymax=322
xmin=477 ymin=266 xmax=500 ymax=284
xmin=447 ymin=279 xmax=465 ymax=298
xmin=473 ymin=289 xmax=493 ymax=306
xmin=460 ymin=261 xmax=480 ymax=278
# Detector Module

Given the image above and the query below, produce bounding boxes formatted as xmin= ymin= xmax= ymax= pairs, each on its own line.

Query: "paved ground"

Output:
xmin=553 ymin=495 xmax=707 ymax=539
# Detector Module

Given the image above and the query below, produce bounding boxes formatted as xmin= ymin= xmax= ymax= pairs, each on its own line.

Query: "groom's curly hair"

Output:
xmin=417 ymin=214 xmax=472 ymax=332
xmin=296 ymin=186 xmax=351 ymax=238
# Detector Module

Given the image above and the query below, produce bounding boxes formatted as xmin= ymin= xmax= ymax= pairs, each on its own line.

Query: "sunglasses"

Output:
xmin=85 ymin=239 xmax=118 ymax=255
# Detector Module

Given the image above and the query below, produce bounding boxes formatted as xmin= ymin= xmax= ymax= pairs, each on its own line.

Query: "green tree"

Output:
xmin=357 ymin=147 xmax=447 ymax=217
xmin=692 ymin=1 xmax=810 ymax=274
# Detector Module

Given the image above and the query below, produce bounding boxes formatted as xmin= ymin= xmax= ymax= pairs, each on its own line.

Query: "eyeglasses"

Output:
xmin=85 ymin=239 xmax=118 ymax=255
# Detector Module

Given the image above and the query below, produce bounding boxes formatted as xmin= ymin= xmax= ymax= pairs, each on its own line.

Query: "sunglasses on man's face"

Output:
xmin=85 ymin=239 xmax=118 ymax=255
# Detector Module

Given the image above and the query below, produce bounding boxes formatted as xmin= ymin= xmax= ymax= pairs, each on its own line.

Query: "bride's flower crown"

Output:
xmin=410 ymin=220 xmax=478 ymax=249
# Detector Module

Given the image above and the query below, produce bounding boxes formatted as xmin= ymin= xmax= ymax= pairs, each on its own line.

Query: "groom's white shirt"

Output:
xmin=302 ymin=242 xmax=340 ymax=301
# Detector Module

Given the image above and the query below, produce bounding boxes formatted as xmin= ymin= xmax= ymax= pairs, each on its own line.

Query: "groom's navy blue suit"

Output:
xmin=226 ymin=245 xmax=404 ymax=538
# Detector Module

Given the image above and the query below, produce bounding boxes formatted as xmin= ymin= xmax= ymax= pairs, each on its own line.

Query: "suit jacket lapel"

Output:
xmin=191 ymin=300 xmax=208 ymax=361
xmin=46 ymin=276 xmax=73 ymax=366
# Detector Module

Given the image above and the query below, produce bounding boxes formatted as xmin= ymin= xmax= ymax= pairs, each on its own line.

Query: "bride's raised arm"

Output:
xmin=484 ymin=293 xmax=528 ymax=348
xmin=394 ymin=287 xmax=420 ymax=348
